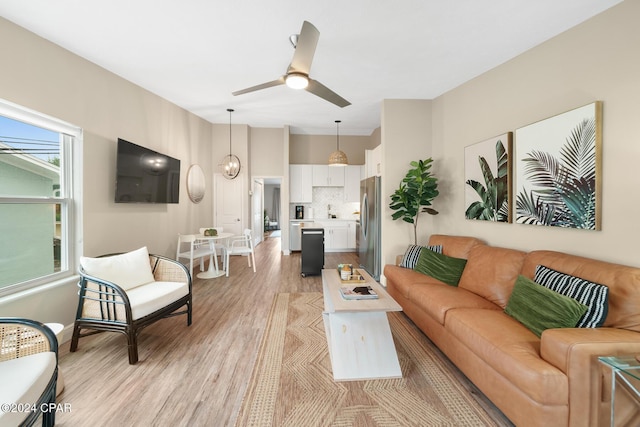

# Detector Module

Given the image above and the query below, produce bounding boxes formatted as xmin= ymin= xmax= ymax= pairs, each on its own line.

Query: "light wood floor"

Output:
xmin=56 ymin=234 xmax=510 ymax=426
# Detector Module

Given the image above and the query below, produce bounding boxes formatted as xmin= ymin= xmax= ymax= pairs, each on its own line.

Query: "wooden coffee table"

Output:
xmin=321 ymin=268 xmax=403 ymax=381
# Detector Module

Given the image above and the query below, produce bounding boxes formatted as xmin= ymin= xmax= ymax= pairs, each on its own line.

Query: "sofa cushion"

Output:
xmin=505 ymin=276 xmax=588 ymax=338
xmin=523 ymin=250 xmax=640 ymax=332
xmin=457 ymin=245 xmax=526 ymax=308
xmin=427 ymin=234 xmax=485 ymax=258
xmin=0 ymin=352 xmax=56 ymax=426
xmin=80 ymin=246 xmax=155 ymax=291
xmin=399 ymin=244 xmax=442 ymax=269
xmin=534 ymin=265 xmax=609 ymax=328
xmin=414 ymin=249 xmax=467 ymax=286
xmin=446 ymin=308 xmax=568 ymax=405
xmin=384 ymin=265 xmax=444 ymax=298
xmin=408 ymin=284 xmax=501 ymax=325
xmin=126 ymin=281 xmax=190 ymax=320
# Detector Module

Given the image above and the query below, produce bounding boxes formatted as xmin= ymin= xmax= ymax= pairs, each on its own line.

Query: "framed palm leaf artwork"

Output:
xmin=464 ymin=133 xmax=512 ymax=222
xmin=514 ymin=101 xmax=602 ymax=230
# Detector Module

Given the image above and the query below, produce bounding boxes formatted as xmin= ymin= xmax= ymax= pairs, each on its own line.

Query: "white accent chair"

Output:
xmin=0 ymin=318 xmax=58 ymax=427
xmin=176 ymin=234 xmax=216 ymax=275
xmin=199 ymin=227 xmax=226 ymax=269
xmin=225 ymin=229 xmax=256 ymax=277
xmin=72 ymin=247 xmax=192 ymax=364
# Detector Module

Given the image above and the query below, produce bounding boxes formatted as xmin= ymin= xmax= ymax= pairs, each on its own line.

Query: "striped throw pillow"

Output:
xmin=400 ymin=245 xmax=443 ymax=269
xmin=534 ymin=265 xmax=609 ymax=328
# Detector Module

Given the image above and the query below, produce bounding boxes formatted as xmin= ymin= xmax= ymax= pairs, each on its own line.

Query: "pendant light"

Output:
xmin=219 ymin=108 xmax=241 ymax=179
xmin=328 ymin=120 xmax=348 ymax=167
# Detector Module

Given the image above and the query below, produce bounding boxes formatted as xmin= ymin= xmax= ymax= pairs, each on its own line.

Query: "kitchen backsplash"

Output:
xmin=290 ymin=187 xmax=360 ymax=220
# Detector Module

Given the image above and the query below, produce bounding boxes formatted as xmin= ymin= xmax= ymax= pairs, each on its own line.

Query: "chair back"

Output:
xmin=243 ymin=229 xmax=253 ymax=248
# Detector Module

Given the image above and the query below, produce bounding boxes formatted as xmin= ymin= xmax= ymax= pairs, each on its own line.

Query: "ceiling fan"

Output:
xmin=232 ymin=21 xmax=351 ymax=108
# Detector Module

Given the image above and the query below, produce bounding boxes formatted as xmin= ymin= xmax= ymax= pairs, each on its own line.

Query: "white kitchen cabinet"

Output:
xmin=347 ymin=221 xmax=357 ymax=249
xmin=312 ymin=165 xmax=345 ymax=187
xmin=290 ymin=165 xmax=313 ymax=203
xmin=316 ymin=220 xmax=356 ymax=252
xmin=344 ymin=165 xmax=362 ymax=202
xmin=365 ymin=146 xmax=382 ymax=178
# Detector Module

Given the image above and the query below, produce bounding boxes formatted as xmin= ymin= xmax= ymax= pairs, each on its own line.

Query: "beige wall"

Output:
xmin=250 ymin=127 xmax=285 ymax=177
xmin=380 ymin=100 xmax=433 ymax=270
xmin=0 ymin=17 xmax=216 ymax=326
xmin=289 ymin=134 xmax=374 ymax=164
xmin=429 ymin=0 xmax=640 ymax=266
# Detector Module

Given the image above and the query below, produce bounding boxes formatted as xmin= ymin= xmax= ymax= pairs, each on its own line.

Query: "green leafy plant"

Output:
xmin=515 ymin=118 xmax=597 ymax=229
xmin=389 ymin=158 xmax=439 ymax=244
xmin=465 ymin=140 xmax=509 ymax=221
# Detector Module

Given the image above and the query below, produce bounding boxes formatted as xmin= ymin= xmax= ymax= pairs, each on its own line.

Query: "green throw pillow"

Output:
xmin=505 ymin=275 xmax=588 ymax=338
xmin=414 ymin=248 xmax=467 ymax=286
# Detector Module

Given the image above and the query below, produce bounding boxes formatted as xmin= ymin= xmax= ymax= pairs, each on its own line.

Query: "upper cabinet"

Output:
xmin=312 ymin=165 xmax=345 ymax=187
xmin=290 ymin=164 xmax=313 ymax=203
xmin=343 ymin=165 xmax=362 ymax=203
xmin=365 ymin=145 xmax=381 ymax=178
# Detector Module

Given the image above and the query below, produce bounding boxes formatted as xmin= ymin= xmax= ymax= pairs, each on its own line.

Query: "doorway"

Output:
xmin=255 ymin=177 xmax=282 ymax=243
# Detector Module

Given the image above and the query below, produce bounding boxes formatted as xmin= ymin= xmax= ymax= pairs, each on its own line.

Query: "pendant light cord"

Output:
xmin=335 ymin=119 xmax=341 ymax=150
xmin=228 ymin=108 xmax=234 ymax=156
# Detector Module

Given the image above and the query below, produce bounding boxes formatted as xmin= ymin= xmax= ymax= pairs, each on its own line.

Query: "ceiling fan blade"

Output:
xmin=288 ymin=21 xmax=320 ymax=74
xmin=232 ymin=77 xmax=285 ymax=96
xmin=306 ymin=79 xmax=351 ymax=108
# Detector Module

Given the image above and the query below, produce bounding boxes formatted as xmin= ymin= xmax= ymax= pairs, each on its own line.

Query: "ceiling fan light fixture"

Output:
xmin=285 ymin=72 xmax=309 ymax=89
xmin=328 ymin=120 xmax=348 ymax=167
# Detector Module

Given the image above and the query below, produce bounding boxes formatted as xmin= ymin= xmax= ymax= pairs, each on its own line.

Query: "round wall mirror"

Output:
xmin=186 ymin=164 xmax=206 ymax=203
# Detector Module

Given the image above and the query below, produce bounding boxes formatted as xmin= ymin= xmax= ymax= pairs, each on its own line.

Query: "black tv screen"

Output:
xmin=115 ymin=138 xmax=180 ymax=203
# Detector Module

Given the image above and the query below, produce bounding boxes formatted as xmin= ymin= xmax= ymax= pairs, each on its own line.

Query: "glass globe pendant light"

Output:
xmin=220 ymin=108 xmax=241 ymax=179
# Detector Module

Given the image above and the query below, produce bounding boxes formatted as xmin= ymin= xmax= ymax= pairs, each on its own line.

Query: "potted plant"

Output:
xmin=389 ymin=158 xmax=439 ymax=244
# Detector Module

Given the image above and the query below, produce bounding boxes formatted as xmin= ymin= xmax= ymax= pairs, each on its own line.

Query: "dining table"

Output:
xmin=195 ymin=232 xmax=233 ymax=279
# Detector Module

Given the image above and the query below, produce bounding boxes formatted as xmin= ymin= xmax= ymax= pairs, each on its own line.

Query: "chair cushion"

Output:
xmin=126 ymin=281 xmax=190 ymax=320
xmin=0 ymin=352 xmax=56 ymax=426
xmin=80 ymin=246 xmax=155 ymax=291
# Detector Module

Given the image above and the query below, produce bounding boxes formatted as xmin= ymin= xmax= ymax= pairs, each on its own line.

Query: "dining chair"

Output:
xmin=176 ymin=234 xmax=215 ymax=275
xmin=225 ymin=228 xmax=256 ymax=277
xmin=199 ymin=227 xmax=227 ymax=269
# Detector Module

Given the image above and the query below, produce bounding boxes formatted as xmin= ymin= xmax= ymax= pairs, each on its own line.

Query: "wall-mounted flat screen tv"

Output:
xmin=115 ymin=138 xmax=180 ymax=203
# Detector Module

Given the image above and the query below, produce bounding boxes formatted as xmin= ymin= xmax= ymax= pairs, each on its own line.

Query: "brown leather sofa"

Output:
xmin=384 ymin=234 xmax=640 ymax=427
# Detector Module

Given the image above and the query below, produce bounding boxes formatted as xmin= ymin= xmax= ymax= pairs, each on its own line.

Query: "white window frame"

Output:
xmin=0 ymin=98 xmax=83 ymax=297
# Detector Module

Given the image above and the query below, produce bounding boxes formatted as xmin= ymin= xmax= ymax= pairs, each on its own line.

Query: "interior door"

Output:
xmin=214 ymin=173 xmax=244 ymax=236
xmin=252 ymin=179 xmax=264 ymax=247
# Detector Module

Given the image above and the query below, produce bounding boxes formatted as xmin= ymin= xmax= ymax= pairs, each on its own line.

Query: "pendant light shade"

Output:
xmin=328 ymin=120 xmax=348 ymax=167
xmin=220 ymin=108 xmax=241 ymax=179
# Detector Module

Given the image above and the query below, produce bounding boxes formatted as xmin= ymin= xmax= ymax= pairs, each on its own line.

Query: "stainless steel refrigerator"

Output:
xmin=359 ymin=176 xmax=381 ymax=281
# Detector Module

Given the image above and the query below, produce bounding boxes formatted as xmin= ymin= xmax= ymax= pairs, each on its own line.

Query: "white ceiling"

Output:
xmin=0 ymin=0 xmax=622 ymax=136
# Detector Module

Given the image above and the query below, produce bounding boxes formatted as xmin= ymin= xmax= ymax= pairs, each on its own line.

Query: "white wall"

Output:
xmin=429 ymin=0 xmax=640 ymax=266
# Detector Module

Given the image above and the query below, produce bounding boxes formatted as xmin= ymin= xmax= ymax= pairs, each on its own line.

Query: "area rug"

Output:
xmin=235 ymin=292 xmax=502 ymax=426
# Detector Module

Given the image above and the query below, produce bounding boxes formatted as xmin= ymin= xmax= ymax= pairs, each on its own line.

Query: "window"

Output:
xmin=0 ymin=99 xmax=82 ymax=296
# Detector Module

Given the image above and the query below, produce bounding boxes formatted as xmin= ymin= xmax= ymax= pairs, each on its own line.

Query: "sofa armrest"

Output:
xmin=76 ymin=271 xmax=133 ymax=323
xmin=150 ymin=254 xmax=191 ymax=286
xmin=0 ymin=318 xmax=58 ymax=361
xmin=541 ymin=328 xmax=640 ymax=426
